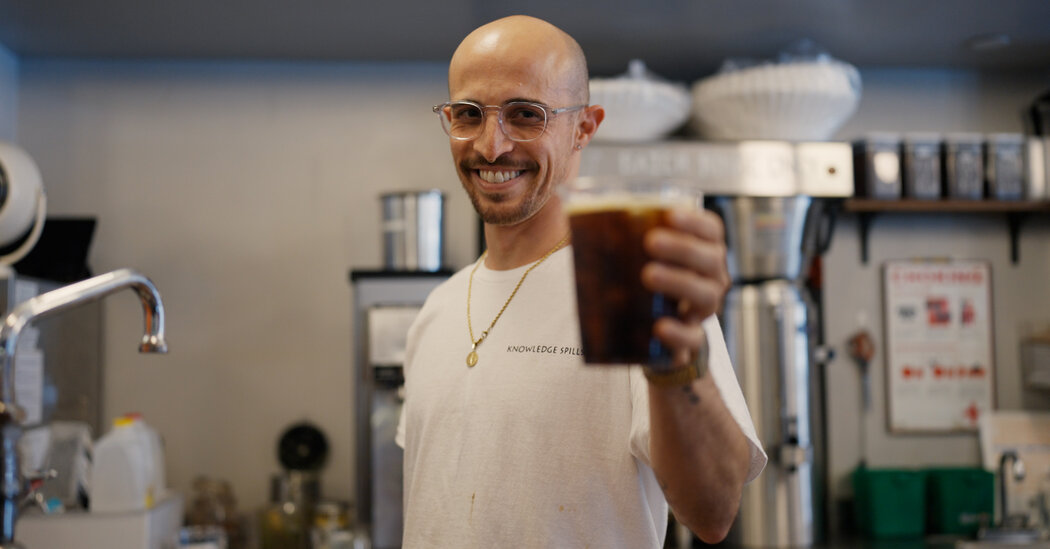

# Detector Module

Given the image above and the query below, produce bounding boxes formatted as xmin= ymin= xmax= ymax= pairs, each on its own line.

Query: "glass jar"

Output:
xmin=259 ymin=499 xmax=306 ymax=549
xmin=186 ymin=476 xmax=245 ymax=549
xmin=311 ymin=501 xmax=354 ymax=549
xmin=258 ymin=471 xmax=320 ymax=549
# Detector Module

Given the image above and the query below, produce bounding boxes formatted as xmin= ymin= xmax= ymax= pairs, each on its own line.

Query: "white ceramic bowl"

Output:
xmin=589 ymin=76 xmax=692 ymax=143
xmin=690 ymin=60 xmax=861 ymax=141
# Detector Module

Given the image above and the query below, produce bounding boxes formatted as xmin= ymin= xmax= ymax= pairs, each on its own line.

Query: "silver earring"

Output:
xmin=575 ymin=144 xmax=582 ymax=151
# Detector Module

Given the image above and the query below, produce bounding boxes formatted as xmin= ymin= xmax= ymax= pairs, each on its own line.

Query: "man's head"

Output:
xmin=443 ymin=15 xmax=603 ymax=226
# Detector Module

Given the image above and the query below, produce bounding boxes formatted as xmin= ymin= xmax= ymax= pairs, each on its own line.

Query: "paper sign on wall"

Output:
xmin=883 ymin=259 xmax=995 ymax=433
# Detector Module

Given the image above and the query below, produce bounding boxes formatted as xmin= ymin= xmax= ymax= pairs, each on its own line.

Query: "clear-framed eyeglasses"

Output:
xmin=432 ymin=100 xmax=586 ymax=142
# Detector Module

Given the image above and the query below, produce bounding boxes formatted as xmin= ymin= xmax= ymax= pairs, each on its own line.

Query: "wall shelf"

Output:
xmin=841 ymin=199 xmax=1050 ymax=265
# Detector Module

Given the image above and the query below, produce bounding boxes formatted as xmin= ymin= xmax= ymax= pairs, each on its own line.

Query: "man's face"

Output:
xmin=447 ymin=50 xmax=581 ymax=226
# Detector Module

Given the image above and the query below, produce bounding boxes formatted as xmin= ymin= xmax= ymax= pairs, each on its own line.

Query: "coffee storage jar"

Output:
xmin=944 ymin=133 xmax=984 ymax=200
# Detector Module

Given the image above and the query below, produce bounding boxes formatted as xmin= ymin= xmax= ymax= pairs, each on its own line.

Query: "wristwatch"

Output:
xmin=644 ymin=339 xmax=709 ymax=386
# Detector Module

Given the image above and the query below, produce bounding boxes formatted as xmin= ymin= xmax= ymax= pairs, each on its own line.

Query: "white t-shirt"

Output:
xmin=396 ymin=247 xmax=766 ymax=548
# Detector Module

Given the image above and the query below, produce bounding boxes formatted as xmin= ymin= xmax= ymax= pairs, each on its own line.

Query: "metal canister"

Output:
xmin=380 ymin=190 xmax=445 ymax=272
xmin=903 ymin=133 xmax=943 ymax=199
xmin=944 ymin=133 xmax=984 ymax=200
xmin=711 ymin=196 xmax=819 ymax=282
xmin=853 ymin=134 xmax=902 ymax=199
xmin=986 ymin=133 xmax=1026 ymax=200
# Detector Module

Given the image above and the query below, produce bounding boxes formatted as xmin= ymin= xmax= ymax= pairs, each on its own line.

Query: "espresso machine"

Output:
xmin=580 ymin=140 xmax=852 ymax=547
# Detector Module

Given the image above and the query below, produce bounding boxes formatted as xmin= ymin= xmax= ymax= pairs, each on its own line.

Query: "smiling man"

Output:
xmin=396 ymin=15 xmax=766 ymax=548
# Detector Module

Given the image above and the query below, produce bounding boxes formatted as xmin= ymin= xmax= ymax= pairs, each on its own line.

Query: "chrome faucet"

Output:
xmin=977 ymin=450 xmax=1043 ymax=544
xmin=999 ymin=450 xmax=1027 ymax=528
xmin=0 ymin=268 xmax=167 ymax=548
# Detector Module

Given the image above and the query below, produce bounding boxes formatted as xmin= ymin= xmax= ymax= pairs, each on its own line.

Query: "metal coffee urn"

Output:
xmin=714 ymin=194 xmax=831 ymax=548
xmin=579 ymin=140 xmax=853 ymax=547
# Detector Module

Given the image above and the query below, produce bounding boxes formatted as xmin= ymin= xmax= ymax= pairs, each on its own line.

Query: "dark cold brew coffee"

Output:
xmin=567 ymin=201 xmax=676 ymax=369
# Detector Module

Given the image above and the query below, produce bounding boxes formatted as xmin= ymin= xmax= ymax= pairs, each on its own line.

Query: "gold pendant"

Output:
xmin=466 ymin=350 xmax=478 ymax=367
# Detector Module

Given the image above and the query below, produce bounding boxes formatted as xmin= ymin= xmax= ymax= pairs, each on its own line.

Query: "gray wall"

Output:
xmin=822 ymin=68 xmax=1050 ymax=535
xmin=16 ymin=59 xmax=477 ymax=510
xmin=12 ymin=59 xmax=1050 ymax=526
xmin=0 ymin=43 xmax=16 ymax=140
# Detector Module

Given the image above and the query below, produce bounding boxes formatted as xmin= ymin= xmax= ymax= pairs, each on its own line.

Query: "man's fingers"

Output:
xmin=642 ymin=262 xmax=724 ymax=319
xmin=654 ymin=316 xmax=706 ymax=359
xmin=668 ymin=208 xmax=725 ymax=243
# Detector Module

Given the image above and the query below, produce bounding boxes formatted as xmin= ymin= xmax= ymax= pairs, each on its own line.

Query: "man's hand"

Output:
xmin=641 ymin=208 xmax=731 ymax=365
xmin=639 ymin=207 xmax=748 ymax=543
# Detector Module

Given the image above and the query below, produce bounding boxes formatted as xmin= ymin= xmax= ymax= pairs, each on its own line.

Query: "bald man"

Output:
xmin=396 ymin=15 xmax=766 ymax=548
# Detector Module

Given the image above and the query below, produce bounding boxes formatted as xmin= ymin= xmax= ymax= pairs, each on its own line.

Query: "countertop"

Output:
xmin=813 ymin=540 xmax=957 ymax=549
xmin=693 ymin=536 xmax=1023 ymax=549
xmin=715 ymin=537 xmax=1050 ymax=549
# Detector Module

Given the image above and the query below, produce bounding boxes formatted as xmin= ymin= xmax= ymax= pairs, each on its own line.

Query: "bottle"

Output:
xmin=258 ymin=471 xmax=319 ymax=549
xmin=90 ymin=416 xmax=151 ymax=513
xmin=124 ymin=412 xmax=167 ymax=503
xmin=310 ymin=501 xmax=351 ymax=549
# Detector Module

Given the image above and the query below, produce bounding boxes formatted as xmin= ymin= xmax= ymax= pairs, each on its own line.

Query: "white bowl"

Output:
xmin=589 ymin=75 xmax=692 ymax=143
xmin=690 ymin=61 xmax=861 ymax=141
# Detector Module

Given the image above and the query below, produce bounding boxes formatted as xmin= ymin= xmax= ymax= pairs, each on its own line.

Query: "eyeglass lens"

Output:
xmin=440 ymin=102 xmax=548 ymax=141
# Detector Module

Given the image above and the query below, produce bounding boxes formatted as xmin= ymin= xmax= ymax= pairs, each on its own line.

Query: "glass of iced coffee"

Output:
xmin=561 ymin=176 xmax=703 ymax=370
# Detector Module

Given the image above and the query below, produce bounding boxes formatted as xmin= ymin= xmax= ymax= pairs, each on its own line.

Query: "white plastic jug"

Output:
xmin=126 ymin=413 xmax=166 ymax=502
xmin=90 ymin=414 xmax=166 ymax=513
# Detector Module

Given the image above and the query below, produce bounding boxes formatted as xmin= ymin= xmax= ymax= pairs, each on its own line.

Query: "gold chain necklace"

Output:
xmin=465 ymin=233 xmax=570 ymax=367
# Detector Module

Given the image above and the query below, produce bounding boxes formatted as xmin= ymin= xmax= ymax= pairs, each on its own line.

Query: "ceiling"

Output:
xmin=1 ymin=0 xmax=1049 ymax=81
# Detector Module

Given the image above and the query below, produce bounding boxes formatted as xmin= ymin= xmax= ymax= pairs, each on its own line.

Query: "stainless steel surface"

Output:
xmin=370 ymin=387 xmax=403 ymax=548
xmin=350 ymin=272 xmax=447 ymax=549
xmin=975 ymin=528 xmax=1045 ymax=545
xmin=580 ymin=141 xmax=854 ymax=197
xmin=712 ymin=196 xmax=819 ymax=281
xmin=998 ymin=451 xmax=1027 ymax=526
xmin=903 ymin=135 xmax=944 ymax=200
xmin=944 ymin=135 xmax=984 ymax=200
xmin=380 ymin=191 xmax=445 ymax=272
xmin=986 ymin=134 xmax=1026 ymax=200
xmin=0 ymin=268 xmax=167 ymax=548
xmin=723 ymin=280 xmax=822 ymax=548
xmin=960 ymin=540 xmax=1050 ymax=549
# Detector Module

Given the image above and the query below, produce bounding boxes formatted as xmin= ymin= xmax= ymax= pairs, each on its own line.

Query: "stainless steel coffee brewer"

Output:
xmin=713 ymin=195 xmax=833 ymax=548
xmin=579 ymin=140 xmax=853 ymax=547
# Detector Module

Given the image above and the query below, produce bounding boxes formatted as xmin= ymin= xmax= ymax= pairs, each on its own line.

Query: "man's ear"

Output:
xmin=575 ymin=105 xmax=605 ymax=149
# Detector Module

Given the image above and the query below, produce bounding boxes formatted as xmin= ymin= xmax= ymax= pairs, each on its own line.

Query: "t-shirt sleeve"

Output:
xmin=627 ymin=365 xmax=653 ymax=466
xmin=702 ymin=316 xmax=767 ymax=484
xmin=627 ymin=316 xmax=767 ymax=485
xmin=395 ymin=402 xmax=407 ymax=449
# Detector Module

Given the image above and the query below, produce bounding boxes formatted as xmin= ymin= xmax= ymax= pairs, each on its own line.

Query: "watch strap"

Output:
xmin=644 ymin=339 xmax=709 ymax=386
